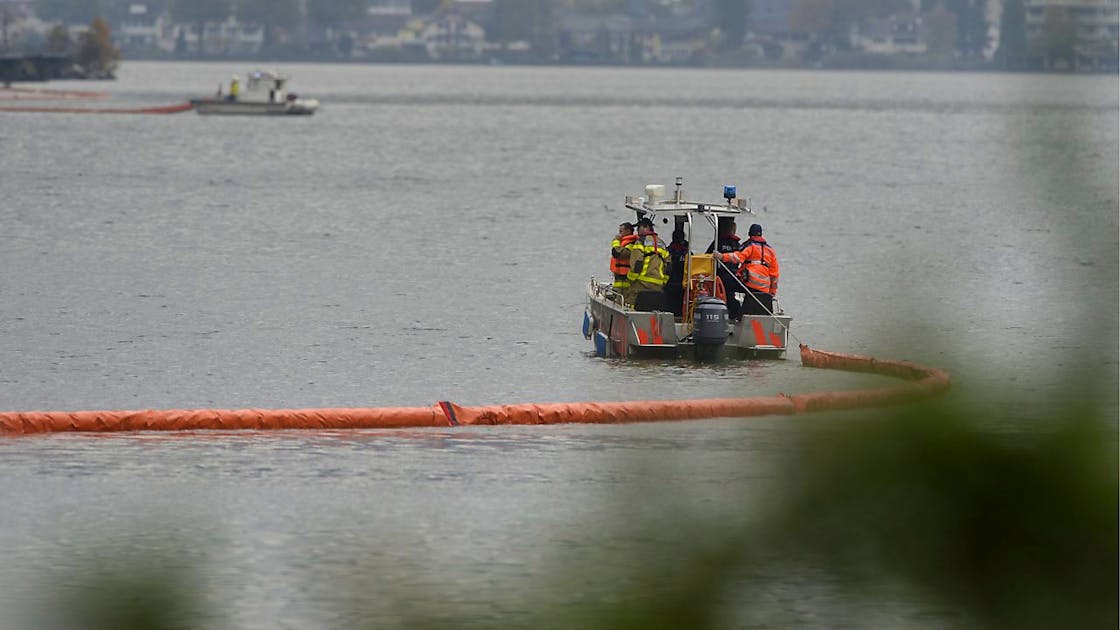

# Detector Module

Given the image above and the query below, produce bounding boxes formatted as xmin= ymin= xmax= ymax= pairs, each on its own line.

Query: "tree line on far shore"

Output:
xmin=0 ymin=15 xmax=119 ymax=83
xmin=7 ymin=0 xmax=1118 ymax=73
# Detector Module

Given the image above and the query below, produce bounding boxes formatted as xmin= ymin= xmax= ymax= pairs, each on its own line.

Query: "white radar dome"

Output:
xmin=645 ymin=184 xmax=666 ymax=203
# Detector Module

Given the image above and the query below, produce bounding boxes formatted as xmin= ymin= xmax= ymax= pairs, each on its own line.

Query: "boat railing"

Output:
xmin=588 ymin=277 xmax=625 ymax=306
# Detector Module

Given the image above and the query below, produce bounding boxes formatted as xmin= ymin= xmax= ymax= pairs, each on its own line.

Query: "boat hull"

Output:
xmin=189 ymin=98 xmax=319 ymax=116
xmin=584 ymin=280 xmax=791 ymax=360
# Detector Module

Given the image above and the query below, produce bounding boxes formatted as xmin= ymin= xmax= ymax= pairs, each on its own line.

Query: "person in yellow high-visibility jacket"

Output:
xmin=610 ymin=222 xmax=637 ymax=294
xmin=624 ymin=218 xmax=669 ymax=308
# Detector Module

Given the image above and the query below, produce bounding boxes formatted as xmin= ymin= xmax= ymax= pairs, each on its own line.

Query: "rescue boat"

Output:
xmin=189 ymin=70 xmax=319 ymax=116
xmin=584 ymin=179 xmax=792 ymax=360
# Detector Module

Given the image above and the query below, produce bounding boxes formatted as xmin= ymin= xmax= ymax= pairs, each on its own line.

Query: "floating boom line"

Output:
xmin=0 ymin=345 xmax=951 ymax=436
xmin=0 ymin=102 xmax=193 ymax=114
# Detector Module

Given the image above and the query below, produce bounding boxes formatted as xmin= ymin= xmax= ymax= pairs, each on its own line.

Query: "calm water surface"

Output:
xmin=0 ymin=62 xmax=1116 ymax=627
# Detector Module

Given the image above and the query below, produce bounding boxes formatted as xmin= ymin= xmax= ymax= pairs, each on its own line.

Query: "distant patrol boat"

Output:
xmin=189 ymin=70 xmax=319 ymax=116
xmin=584 ymin=178 xmax=792 ymax=359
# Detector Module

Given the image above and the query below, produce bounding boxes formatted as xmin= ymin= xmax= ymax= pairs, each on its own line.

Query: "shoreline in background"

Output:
xmin=119 ymin=49 xmax=1117 ymax=74
xmin=8 ymin=54 xmax=1116 ymax=80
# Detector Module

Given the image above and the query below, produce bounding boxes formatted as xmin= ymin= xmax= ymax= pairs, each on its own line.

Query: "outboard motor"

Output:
xmin=693 ymin=297 xmax=729 ymax=360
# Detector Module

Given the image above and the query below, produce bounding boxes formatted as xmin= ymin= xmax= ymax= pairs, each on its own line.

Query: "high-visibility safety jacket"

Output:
xmin=720 ymin=236 xmax=779 ymax=295
xmin=627 ymin=234 xmax=670 ymax=287
xmin=610 ymin=233 xmax=638 ymax=288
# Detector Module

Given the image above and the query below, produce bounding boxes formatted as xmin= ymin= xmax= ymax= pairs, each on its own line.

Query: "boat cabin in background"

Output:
xmin=190 ymin=69 xmax=320 ymax=116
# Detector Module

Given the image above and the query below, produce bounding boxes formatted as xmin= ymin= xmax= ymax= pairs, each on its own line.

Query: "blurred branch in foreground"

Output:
xmin=30 ymin=549 xmax=209 ymax=630
xmin=762 ymin=400 xmax=1118 ymax=629
xmin=546 ymin=397 xmax=1118 ymax=629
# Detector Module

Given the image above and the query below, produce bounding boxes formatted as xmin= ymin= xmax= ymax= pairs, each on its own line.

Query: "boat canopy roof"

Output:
xmin=626 ymin=199 xmax=751 ymax=220
xmin=247 ymin=70 xmax=285 ymax=81
xmin=624 ymin=180 xmax=753 ymax=221
xmin=621 ymin=181 xmax=758 ymax=252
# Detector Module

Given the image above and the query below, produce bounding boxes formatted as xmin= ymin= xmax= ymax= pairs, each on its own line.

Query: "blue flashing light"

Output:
xmin=723 ymin=185 xmax=737 ymax=200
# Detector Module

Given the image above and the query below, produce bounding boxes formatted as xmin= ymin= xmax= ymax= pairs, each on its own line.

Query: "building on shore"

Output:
xmin=1023 ymin=0 xmax=1119 ymax=68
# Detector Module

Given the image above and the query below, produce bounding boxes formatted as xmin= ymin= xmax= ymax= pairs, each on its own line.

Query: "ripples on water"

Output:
xmin=322 ymin=92 xmax=1119 ymax=115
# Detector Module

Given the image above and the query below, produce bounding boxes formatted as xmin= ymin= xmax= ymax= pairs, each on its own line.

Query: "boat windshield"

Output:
xmin=626 ymin=207 xmax=747 ymax=255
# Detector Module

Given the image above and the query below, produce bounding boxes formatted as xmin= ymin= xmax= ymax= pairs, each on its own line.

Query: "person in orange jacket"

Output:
xmin=610 ymin=222 xmax=637 ymax=294
xmin=718 ymin=223 xmax=779 ymax=317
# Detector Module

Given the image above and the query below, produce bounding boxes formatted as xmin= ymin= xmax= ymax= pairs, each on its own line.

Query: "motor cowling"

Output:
xmin=694 ymin=298 xmax=729 ymax=345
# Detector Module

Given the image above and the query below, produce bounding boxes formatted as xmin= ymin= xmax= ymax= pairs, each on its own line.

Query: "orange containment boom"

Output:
xmin=791 ymin=344 xmax=951 ymax=412
xmin=0 ymin=406 xmax=447 ymax=435
xmin=0 ymin=102 xmax=193 ymax=114
xmin=0 ymin=345 xmax=950 ymax=436
xmin=0 ymin=87 xmax=111 ymax=101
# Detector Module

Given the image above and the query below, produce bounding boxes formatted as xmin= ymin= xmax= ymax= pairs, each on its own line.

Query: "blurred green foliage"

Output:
xmin=538 ymin=398 xmax=1118 ymax=629
xmin=766 ymin=401 xmax=1118 ymax=629
xmin=36 ymin=552 xmax=205 ymax=630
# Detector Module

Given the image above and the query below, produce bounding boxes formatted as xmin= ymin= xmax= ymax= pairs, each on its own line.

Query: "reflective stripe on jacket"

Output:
xmin=720 ymin=237 xmax=779 ymax=294
xmin=627 ymin=235 xmax=669 ymax=287
xmin=610 ymin=234 xmax=638 ymax=288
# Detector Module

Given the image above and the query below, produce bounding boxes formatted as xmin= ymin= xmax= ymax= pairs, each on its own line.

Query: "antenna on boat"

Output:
xmin=674 ymin=177 xmax=683 ymax=204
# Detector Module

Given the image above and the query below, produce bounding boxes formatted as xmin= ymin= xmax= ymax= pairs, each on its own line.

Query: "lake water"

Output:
xmin=0 ymin=62 xmax=1116 ymax=627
